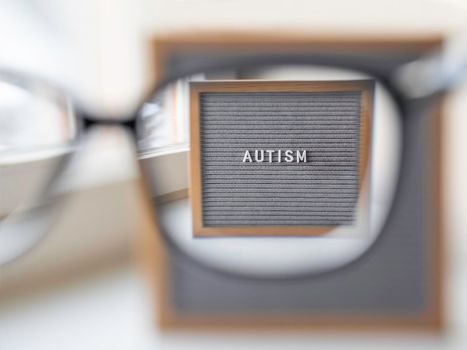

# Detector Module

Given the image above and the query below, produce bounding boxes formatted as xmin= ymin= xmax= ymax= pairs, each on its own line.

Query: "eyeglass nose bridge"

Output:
xmin=79 ymin=111 xmax=138 ymax=133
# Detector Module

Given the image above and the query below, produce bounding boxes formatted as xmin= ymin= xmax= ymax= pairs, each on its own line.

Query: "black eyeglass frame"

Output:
xmin=0 ymin=41 xmax=448 ymax=281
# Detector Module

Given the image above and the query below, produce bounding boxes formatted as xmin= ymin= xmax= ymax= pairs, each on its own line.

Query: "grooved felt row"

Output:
xmin=199 ymin=91 xmax=362 ymax=226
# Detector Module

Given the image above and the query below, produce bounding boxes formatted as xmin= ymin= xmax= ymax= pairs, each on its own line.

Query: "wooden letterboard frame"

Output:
xmin=141 ymin=33 xmax=444 ymax=332
xmin=190 ymin=80 xmax=374 ymax=237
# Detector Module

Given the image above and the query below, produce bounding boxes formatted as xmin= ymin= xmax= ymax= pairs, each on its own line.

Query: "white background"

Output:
xmin=1 ymin=0 xmax=467 ymax=349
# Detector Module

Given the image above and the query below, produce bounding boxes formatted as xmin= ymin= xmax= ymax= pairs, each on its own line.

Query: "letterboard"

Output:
xmin=190 ymin=81 xmax=373 ymax=237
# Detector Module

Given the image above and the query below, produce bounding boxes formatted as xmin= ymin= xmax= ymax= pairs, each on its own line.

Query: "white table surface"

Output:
xmin=1 ymin=259 xmax=467 ymax=350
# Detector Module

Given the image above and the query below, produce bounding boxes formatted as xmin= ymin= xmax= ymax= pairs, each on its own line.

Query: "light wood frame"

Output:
xmin=190 ymin=80 xmax=374 ymax=237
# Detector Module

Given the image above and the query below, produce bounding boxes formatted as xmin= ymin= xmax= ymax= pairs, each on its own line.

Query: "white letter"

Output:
xmin=242 ymin=150 xmax=252 ymax=163
xmin=255 ymin=150 xmax=264 ymax=162
xmin=297 ymin=150 xmax=307 ymax=163
xmin=266 ymin=150 xmax=274 ymax=163
xmin=285 ymin=150 xmax=293 ymax=163
xmin=278 ymin=150 xmax=281 ymax=163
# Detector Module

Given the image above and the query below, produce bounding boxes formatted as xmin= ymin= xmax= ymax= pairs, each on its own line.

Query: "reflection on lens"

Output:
xmin=0 ymin=78 xmax=75 ymax=155
xmin=138 ymin=64 xmax=401 ymax=278
xmin=0 ymin=74 xmax=76 ymax=244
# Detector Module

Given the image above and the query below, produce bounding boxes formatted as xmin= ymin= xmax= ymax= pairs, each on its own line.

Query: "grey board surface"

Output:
xmin=199 ymin=91 xmax=362 ymax=227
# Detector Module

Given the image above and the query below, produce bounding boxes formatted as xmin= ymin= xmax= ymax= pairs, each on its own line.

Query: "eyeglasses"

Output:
xmin=0 ymin=35 xmax=462 ymax=279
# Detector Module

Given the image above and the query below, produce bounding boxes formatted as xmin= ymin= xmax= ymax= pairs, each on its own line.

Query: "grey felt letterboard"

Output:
xmin=190 ymin=81 xmax=373 ymax=236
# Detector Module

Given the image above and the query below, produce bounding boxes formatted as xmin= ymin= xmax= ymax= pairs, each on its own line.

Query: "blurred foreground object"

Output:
xmin=139 ymin=33 xmax=445 ymax=331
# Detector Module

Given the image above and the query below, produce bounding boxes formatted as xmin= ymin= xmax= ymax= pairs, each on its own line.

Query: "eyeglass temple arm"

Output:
xmin=394 ymin=36 xmax=467 ymax=98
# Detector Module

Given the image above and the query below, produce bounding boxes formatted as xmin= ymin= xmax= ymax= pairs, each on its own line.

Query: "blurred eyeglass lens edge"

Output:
xmin=0 ymin=75 xmax=77 ymax=232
